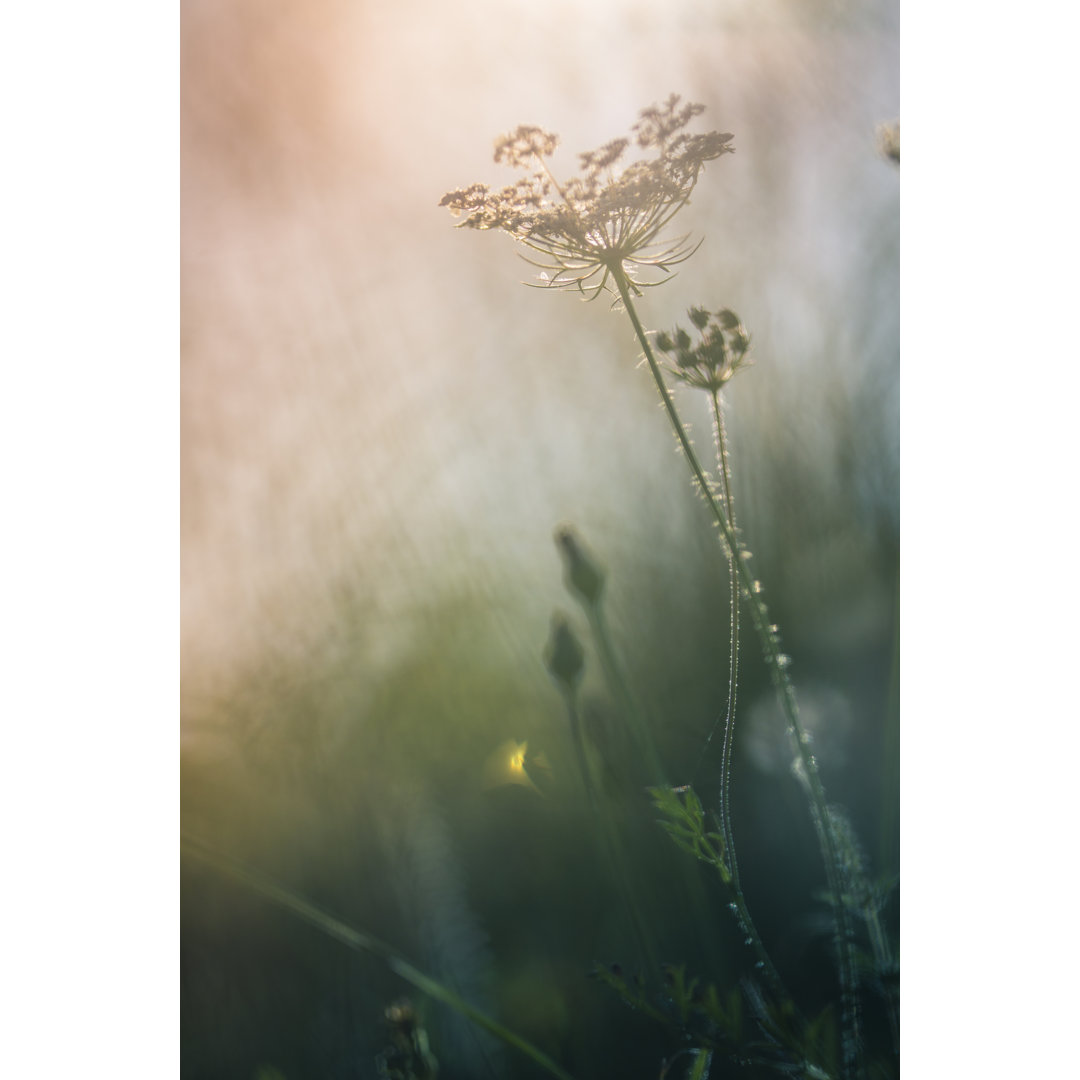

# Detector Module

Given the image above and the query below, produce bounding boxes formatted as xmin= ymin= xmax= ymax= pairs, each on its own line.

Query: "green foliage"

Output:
xmin=589 ymin=958 xmax=843 ymax=1079
xmin=647 ymin=785 xmax=730 ymax=883
xmin=588 ymin=961 xmax=742 ymax=1052
xmin=375 ymin=999 xmax=439 ymax=1080
xmin=588 ymin=963 xmax=668 ymax=1027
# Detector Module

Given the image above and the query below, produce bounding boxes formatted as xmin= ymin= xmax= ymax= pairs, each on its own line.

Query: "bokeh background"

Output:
xmin=181 ymin=0 xmax=899 ymax=1076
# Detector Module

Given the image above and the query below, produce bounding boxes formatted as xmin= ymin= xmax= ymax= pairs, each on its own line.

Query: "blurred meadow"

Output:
xmin=181 ymin=0 xmax=899 ymax=1076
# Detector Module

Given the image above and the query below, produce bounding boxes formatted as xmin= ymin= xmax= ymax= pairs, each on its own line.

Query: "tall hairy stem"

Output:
xmin=709 ymin=388 xmax=742 ymax=900
xmin=611 ymin=267 xmax=862 ymax=1080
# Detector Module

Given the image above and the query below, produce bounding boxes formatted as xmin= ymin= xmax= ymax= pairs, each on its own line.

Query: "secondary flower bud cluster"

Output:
xmin=654 ymin=307 xmax=752 ymax=392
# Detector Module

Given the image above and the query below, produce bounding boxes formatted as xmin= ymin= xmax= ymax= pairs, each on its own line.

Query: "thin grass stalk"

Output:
xmin=687 ymin=1047 xmax=713 ymax=1080
xmin=563 ymin=691 xmax=660 ymax=975
xmin=611 ymin=267 xmax=862 ymax=1080
xmin=577 ymin=592 xmax=738 ymax=987
xmin=585 ymin=601 xmax=668 ymax=783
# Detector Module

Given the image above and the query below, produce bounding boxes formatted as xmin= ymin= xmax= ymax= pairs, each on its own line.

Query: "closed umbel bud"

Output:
xmin=728 ymin=329 xmax=750 ymax=356
xmin=554 ymin=525 xmax=605 ymax=606
xmin=544 ymin=612 xmax=584 ymax=693
xmin=688 ymin=306 xmax=710 ymax=330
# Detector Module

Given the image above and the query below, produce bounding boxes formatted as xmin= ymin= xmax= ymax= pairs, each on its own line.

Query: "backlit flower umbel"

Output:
xmin=440 ymin=95 xmax=734 ymax=300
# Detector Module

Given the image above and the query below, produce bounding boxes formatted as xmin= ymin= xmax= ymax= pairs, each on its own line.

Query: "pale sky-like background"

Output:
xmin=181 ymin=0 xmax=900 ymax=751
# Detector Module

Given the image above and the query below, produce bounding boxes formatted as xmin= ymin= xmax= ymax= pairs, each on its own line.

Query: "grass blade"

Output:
xmin=180 ymin=833 xmax=578 ymax=1080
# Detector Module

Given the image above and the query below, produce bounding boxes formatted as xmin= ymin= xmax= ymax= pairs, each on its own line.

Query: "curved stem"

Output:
xmin=611 ymin=267 xmax=862 ymax=1080
xmin=709 ymin=389 xmax=743 ymax=901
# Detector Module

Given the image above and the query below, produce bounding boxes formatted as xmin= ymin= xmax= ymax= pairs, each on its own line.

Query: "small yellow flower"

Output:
xmin=483 ymin=739 xmax=544 ymax=794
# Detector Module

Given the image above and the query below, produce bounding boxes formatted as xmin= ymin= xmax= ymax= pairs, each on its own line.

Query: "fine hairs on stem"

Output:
xmin=707 ymin=382 xmax=740 ymax=877
xmin=626 ymin=280 xmax=862 ymax=1079
xmin=440 ymin=95 xmax=891 ymax=1080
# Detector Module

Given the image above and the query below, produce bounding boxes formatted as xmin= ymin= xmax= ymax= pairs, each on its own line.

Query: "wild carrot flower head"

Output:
xmin=439 ymin=94 xmax=734 ymax=300
xmin=654 ymin=307 xmax=752 ymax=392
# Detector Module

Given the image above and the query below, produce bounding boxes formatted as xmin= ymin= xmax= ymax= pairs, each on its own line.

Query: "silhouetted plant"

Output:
xmin=442 ymin=95 xmax=898 ymax=1080
xmin=182 ymin=94 xmax=897 ymax=1080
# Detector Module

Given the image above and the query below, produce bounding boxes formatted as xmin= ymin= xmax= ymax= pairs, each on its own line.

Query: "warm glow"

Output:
xmin=483 ymin=739 xmax=543 ymax=794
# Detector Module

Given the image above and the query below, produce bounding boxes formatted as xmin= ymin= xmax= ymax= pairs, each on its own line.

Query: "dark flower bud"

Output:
xmin=676 ymin=348 xmax=696 ymax=369
xmin=675 ymin=327 xmax=692 ymax=350
xmin=688 ymin=306 xmax=710 ymax=330
xmin=717 ymin=309 xmax=741 ymax=330
xmin=729 ymin=330 xmax=750 ymax=355
xmin=701 ymin=339 xmax=727 ymax=370
xmin=555 ymin=525 xmax=605 ymax=607
xmin=654 ymin=330 xmax=674 ymax=353
xmin=545 ymin=613 xmax=584 ymax=693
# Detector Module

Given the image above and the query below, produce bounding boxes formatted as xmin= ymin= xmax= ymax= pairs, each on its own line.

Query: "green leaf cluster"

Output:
xmin=648 ymin=786 xmax=731 ymax=884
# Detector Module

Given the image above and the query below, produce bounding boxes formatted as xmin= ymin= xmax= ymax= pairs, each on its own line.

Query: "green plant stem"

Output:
xmin=576 ymin=594 xmax=735 ymax=984
xmin=688 ymin=1047 xmax=713 ymax=1080
xmin=696 ymin=820 xmax=790 ymax=1010
xmin=565 ymin=690 xmax=599 ymax=808
xmin=585 ymin=600 xmax=668 ymax=783
xmin=563 ymin=690 xmax=660 ymax=975
xmin=611 ymin=267 xmax=861 ymax=1080
xmin=180 ymin=833 xmax=578 ymax=1080
xmin=708 ymin=387 xmax=743 ymax=900
xmin=702 ymin=388 xmax=798 ymax=1017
